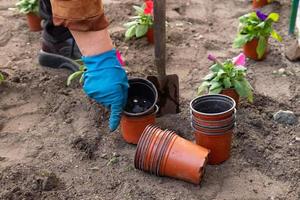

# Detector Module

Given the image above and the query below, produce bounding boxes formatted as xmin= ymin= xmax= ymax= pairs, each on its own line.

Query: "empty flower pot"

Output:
xmin=121 ymin=105 xmax=158 ymax=144
xmin=124 ymin=78 xmax=158 ymax=117
xmin=192 ymin=112 xmax=236 ymax=128
xmin=26 ymin=13 xmax=42 ymax=32
xmin=221 ymin=88 xmax=240 ymax=106
xmin=194 ymin=127 xmax=233 ymax=165
xmin=243 ymin=38 xmax=268 ymax=61
xmin=147 ymin=28 xmax=154 ymax=44
xmin=134 ymin=125 xmax=210 ymax=185
xmin=160 ymin=134 xmax=210 ymax=184
xmin=253 ymin=0 xmax=269 ymax=8
xmin=190 ymin=95 xmax=236 ymax=121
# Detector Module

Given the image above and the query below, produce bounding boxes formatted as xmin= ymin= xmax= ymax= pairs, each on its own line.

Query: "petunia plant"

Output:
xmin=16 ymin=0 xmax=39 ymax=15
xmin=124 ymin=0 xmax=154 ymax=40
xmin=233 ymin=11 xmax=282 ymax=59
xmin=198 ymin=53 xmax=254 ymax=103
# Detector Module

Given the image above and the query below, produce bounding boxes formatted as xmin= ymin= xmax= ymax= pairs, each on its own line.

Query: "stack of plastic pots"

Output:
xmin=190 ymin=94 xmax=236 ymax=165
xmin=134 ymin=125 xmax=210 ymax=185
xmin=121 ymin=78 xmax=158 ymax=144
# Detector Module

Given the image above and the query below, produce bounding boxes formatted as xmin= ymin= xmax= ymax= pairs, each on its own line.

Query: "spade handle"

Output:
xmin=154 ymin=0 xmax=166 ymax=77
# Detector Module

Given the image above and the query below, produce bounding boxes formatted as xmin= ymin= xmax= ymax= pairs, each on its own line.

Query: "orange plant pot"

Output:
xmin=26 ymin=13 xmax=42 ymax=32
xmin=120 ymin=112 xmax=156 ymax=145
xmin=146 ymin=28 xmax=154 ymax=44
xmin=190 ymin=95 xmax=236 ymax=121
xmin=252 ymin=0 xmax=269 ymax=8
xmin=194 ymin=129 xmax=233 ymax=165
xmin=243 ymin=38 xmax=268 ymax=61
xmin=161 ymin=135 xmax=210 ymax=184
xmin=221 ymin=88 xmax=240 ymax=106
xmin=192 ymin=114 xmax=235 ymax=128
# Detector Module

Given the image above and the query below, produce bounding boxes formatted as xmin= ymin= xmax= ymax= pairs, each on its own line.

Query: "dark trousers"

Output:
xmin=39 ymin=0 xmax=72 ymax=43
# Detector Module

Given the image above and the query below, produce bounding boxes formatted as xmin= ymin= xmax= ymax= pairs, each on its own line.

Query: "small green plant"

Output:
xmin=198 ymin=53 xmax=254 ymax=103
xmin=0 ymin=72 xmax=4 ymax=84
xmin=233 ymin=11 xmax=282 ymax=59
xmin=124 ymin=1 xmax=153 ymax=40
xmin=67 ymin=62 xmax=86 ymax=86
xmin=16 ymin=0 xmax=39 ymax=15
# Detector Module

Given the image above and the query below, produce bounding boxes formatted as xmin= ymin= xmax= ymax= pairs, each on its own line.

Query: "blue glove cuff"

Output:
xmin=81 ymin=48 xmax=122 ymax=71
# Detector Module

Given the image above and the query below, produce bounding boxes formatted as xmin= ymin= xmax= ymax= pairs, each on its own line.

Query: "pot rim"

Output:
xmin=123 ymin=77 xmax=158 ymax=117
xmin=190 ymin=94 xmax=236 ymax=117
xmin=192 ymin=123 xmax=235 ymax=136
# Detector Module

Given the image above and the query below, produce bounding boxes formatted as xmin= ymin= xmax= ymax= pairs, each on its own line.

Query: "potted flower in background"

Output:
xmin=233 ymin=11 xmax=282 ymax=60
xmin=253 ymin=0 xmax=273 ymax=8
xmin=16 ymin=0 xmax=42 ymax=32
xmin=197 ymin=53 xmax=253 ymax=105
xmin=124 ymin=0 xmax=154 ymax=43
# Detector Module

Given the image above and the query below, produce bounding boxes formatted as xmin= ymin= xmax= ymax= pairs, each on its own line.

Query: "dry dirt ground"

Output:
xmin=0 ymin=0 xmax=299 ymax=199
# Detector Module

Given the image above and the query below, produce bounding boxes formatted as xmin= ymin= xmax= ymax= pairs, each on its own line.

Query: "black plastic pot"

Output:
xmin=124 ymin=78 xmax=158 ymax=117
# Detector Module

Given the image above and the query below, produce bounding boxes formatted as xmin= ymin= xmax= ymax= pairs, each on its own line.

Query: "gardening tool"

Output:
xmin=289 ymin=0 xmax=299 ymax=35
xmin=147 ymin=0 xmax=180 ymax=115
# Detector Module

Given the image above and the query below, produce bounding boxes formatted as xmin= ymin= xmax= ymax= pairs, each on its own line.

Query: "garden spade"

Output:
xmin=147 ymin=0 xmax=180 ymax=115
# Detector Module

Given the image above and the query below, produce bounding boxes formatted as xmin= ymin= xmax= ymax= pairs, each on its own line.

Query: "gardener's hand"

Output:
xmin=82 ymin=49 xmax=128 ymax=132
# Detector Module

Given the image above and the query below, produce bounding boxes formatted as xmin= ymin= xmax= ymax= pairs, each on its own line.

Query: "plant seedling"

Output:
xmin=67 ymin=61 xmax=86 ymax=86
xmin=198 ymin=53 xmax=254 ymax=103
xmin=16 ymin=0 xmax=39 ymax=15
xmin=233 ymin=11 xmax=282 ymax=59
xmin=0 ymin=72 xmax=4 ymax=84
xmin=124 ymin=1 xmax=153 ymax=40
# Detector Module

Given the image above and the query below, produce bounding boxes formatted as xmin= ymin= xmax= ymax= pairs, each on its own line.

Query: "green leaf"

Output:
xmin=257 ymin=36 xmax=267 ymax=59
xmin=270 ymin=30 xmax=282 ymax=42
xmin=217 ymin=69 xmax=225 ymax=78
xmin=125 ymin=25 xmax=136 ymax=39
xmin=233 ymin=80 xmax=248 ymax=97
xmin=135 ymin=24 xmax=148 ymax=38
xmin=209 ymin=87 xmax=223 ymax=94
xmin=223 ymin=77 xmax=232 ymax=88
xmin=0 ymin=72 xmax=4 ymax=83
xmin=197 ymin=81 xmax=210 ymax=95
xmin=267 ymin=13 xmax=279 ymax=22
xmin=233 ymin=34 xmax=251 ymax=48
xmin=203 ymin=73 xmax=216 ymax=81
xmin=124 ymin=21 xmax=138 ymax=28
xmin=210 ymin=64 xmax=223 ymax=73
xmin=133 ymin=5 xmax=144 ymax=14
xmin=67 ymin=71 xmax=84 ymax=86
xmin=210 ymin=81 xmax=222 ymax=91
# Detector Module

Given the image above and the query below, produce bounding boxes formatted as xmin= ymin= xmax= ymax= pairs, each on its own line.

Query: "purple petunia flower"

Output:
xmin=256 ymin=10 xmax=268 ymax=21
xmin=208 ymin=54 xmax=217 ymax=62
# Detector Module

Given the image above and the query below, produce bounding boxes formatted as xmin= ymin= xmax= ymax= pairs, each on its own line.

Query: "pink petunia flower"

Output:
xmin=233 ymin=53 xmax=246 ymax=66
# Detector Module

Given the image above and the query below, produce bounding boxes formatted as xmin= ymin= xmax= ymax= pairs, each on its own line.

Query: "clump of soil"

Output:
xmin=71 ymin=135 xmax=101 ymax=160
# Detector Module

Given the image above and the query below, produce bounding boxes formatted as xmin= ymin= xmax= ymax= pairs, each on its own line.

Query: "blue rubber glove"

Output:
xmin=82 ymin=49 xmax=129 ymax=131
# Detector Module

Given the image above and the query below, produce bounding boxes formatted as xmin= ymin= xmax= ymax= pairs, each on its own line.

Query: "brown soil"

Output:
xmin=0 ymin=0 xmax=299 ymax=199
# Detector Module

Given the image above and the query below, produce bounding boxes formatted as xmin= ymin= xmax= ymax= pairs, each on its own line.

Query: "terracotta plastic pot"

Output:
xmin=221 ymin=89 xmax=240 ymax=106
xmin=26 ymin=13 xmax=42 ymax=32
xmin=194 ymin=128 xmax=233 ymax=165
xmin=252 ymin=0 xmax=269 ymax=8
xmin=192 ymin=112 xmax=235 ymax=128
xmin=161 ymin=134 xmax=210 ymax=184
xmin=243 ymin=38 xmax=268 ymax=61
xmin=124 ymin=78 xmax=158 ymax=117
xmin=134 ymin=125 xmax=210 ymax=185
xmin=146 ymin=28 xmax=154 ymax=44
xmin=190 ymin=95 xmax=236 ymax=121
xmin=192 ymin=119 xmax=235 ymax=131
